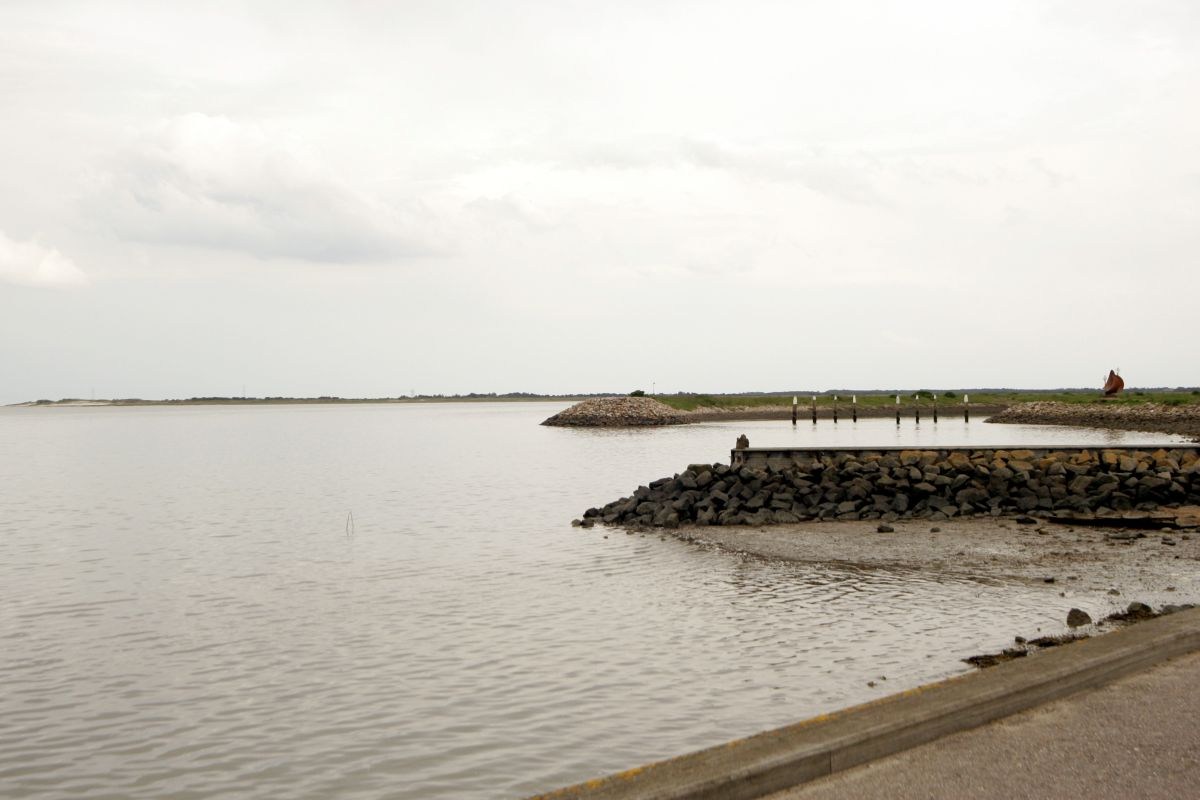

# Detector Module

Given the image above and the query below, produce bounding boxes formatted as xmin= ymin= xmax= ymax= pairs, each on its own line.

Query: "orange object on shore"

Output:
xmin=1102 ymin=369 xmax=1125 ymax=396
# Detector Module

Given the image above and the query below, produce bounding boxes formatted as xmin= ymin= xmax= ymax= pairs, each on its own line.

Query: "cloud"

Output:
xmin=0 ymin=229 xmax=87 ymax=288
xmin=89 ymin=113 xmax=431 ymax=263
xmin=556 ymin=138 xmax=887 ymax=206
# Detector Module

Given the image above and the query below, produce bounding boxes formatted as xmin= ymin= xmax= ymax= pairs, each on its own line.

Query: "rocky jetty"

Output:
xmin=580 ymin=447 xmax=1200 ymax=528
xmin=988 ymin=401 xmax=1200 ymax=440
xmin=542 ymin=397 xmax=686 ymax=427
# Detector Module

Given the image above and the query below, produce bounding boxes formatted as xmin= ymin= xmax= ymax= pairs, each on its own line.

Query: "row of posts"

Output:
xmin=790 ymin=394 xmax=971 ymax=425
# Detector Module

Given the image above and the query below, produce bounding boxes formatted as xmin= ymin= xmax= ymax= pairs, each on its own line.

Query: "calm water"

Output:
xmin=0 ymin=404 xmax=1185 ymax=799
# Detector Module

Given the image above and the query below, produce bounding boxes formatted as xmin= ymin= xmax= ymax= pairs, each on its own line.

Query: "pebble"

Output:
xmin=1066 ymin=608 xmax=1093 ymax=628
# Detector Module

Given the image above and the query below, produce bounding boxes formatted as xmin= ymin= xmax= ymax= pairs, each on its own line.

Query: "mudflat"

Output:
xmin=671 ymin=517 xmax=1200 ymax=602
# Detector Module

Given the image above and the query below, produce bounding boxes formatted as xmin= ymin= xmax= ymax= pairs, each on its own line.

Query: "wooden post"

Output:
xmin=895 ymin=394 xmax=901 ymax=426
xmin=792 ymin=395 xmax=797 ymax=426
xmin=933 ymin=394 xmax=938 ymax=423
xmin=811 ymin=395 xmax=817 ymax=425
xmin=833 ymin=395 xmax=838 ymax=424
xmin=852 ymin=395 xmax=858 ymax=423
xmin=964 ymin=393 xmax=970 ymax=423
xmin=914 ymin=394 xmax=920 ymax=424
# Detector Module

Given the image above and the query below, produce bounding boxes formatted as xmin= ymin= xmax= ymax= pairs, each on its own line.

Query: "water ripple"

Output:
xmin=0 ymin=404 xmax=1184 ymax=799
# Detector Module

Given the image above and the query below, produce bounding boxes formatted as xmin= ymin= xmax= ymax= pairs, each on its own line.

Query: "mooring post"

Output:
xmin=933 ymin=395 xmax=938 ymax=423
xmin=792 ymin=395 xmax=797 ymax=426
xmin=914 ymin=394 xmax=920 ymax=424
xmin=833 ymin=395 xmax=838 ymax=424
xmin=964 ymin=393 xmax=970 ymax=423
xmin=811 ymin=395 xmax=817 ymax=425
xmin=895 ymin=394 xmax=901 ymax=426
xmin=852 ymin=394 xmax=858 ymax=423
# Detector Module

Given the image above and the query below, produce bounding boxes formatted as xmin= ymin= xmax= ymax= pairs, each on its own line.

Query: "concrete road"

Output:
xmin=768 ymin=650 xmax=1200 ymax=800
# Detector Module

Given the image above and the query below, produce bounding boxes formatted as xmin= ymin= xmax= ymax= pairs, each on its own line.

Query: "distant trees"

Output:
xmin=629 ymin=389 xmax=646 ymax=397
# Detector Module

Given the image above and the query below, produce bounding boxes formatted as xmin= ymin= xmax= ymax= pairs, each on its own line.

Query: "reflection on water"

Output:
xmin=572 ymin=414 xmax=1186 ymax=450
xmin=0 ymin=404 xmax=1184 ymax=799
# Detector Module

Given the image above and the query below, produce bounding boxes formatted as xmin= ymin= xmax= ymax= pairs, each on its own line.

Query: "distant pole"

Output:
xmin=895 ymin=394 xmax=901 ymax=426
xmin=833 ymin=395 xmax=838 ymax=424
xmin=811 ymin=395 xmax=817 ymax=425
xmin=914 ymin=394 xmax=920 ymax=424
xmin=852 ymin=395 xmax=858 ymax=423
xmin=964 ymin=393 xmax=970 ymax=423
xmin=792 ymin=395 xmax=798 ymax=426
xmin=933 ymin=394 xmax=938 ymax=423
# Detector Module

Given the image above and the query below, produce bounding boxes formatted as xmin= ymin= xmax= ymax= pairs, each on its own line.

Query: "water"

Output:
xmin=0 ymin=404 xmax=1186 ymax=798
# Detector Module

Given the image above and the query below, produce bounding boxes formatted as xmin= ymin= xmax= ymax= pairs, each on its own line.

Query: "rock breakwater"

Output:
xmin=988 ymin=401 xmax=1200 ymax=440
xmin=580 ymin=446 xmax=1200 ymax=528
xmin=542 ymin=397 xmax=686 ymax=427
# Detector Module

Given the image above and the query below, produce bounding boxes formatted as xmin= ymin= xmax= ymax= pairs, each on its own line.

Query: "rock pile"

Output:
xmin=542 ymin=397 xmax=687 ymax=427
xmin=580 ymin=447 xmax=1200 ymax=528
xmin=989 ymin=401 xmax=1200 ymax=439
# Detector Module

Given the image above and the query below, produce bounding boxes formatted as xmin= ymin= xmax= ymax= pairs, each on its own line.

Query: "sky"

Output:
xmin=2 ymin=0 xmax=1198 ymax=403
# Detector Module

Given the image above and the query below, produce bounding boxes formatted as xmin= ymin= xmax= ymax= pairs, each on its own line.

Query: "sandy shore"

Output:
xmin=686 ymin=404 xmax=1007 ymax=423
xmin=669 ymin=517 xmax=1200 ymax=605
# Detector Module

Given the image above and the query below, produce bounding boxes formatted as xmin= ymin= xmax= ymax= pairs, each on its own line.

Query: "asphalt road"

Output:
xmin=768 ymin=650 xmax=1200 ymax=800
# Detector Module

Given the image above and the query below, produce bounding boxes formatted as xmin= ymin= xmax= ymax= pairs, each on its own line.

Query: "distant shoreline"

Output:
xmin=8 ymin=395 xmax=598 ymax=408
xmin=14 ymin=388 xmax=1200 ymax=409
xmin=12 ymin=391 xmax=1200 ymax=443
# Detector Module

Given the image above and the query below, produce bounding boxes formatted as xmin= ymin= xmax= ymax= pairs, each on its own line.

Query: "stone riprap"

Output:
xmin=988 ymin=401 xmax=1200 ymax=439
xmin=542 ymin=396 xmax=686 ymax=427
xmin=580 ymin=446 xmax=1200 ymax=529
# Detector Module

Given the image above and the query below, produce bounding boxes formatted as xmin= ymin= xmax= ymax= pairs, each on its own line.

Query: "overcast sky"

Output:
xmin=2 ymin=1 xmax=1198 ymax=403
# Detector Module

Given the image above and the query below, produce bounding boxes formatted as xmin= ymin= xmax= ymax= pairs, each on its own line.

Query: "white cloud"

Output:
xmin=0 ymin=229 xmax=87 ymax=288
xmin=89 ymin=113 xmax=432 ymax=263
xmin=3 ymin=2 xmax=1200 ymax=400
xmin=537 ymin=138 xmax=886 ymax=206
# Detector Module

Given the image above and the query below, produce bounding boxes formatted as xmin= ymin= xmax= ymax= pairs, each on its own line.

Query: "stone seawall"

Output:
xmin=988 ymin=401 xmax=1200 ymax=439
xmin=580 ymin=446 xmax=1200 ymax=529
